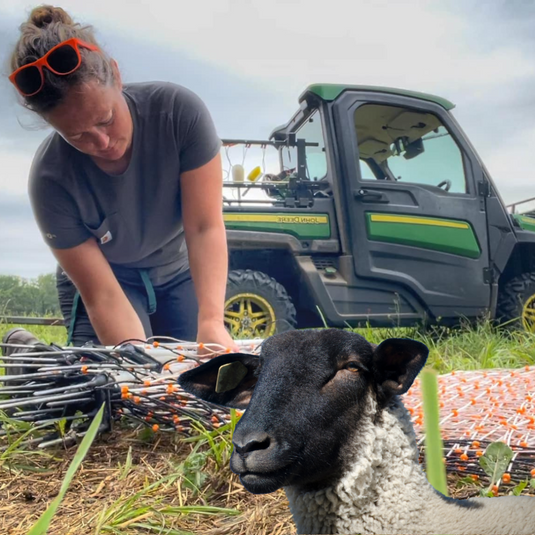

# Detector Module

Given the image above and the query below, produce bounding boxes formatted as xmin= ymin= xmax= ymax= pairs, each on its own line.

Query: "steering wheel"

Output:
xmin=437 ymin=179 xmax=451 ymax=192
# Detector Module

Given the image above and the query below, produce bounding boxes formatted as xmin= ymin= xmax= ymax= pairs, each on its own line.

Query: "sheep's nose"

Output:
xmin=233 ymin=432 xmax=271 ymax=455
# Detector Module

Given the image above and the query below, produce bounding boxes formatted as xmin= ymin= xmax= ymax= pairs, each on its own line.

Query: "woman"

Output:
xmin=8 ymin=5 xmax=237 ymax=350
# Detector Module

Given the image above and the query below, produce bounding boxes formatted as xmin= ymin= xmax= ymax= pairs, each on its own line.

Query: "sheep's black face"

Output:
xmin=178 ymin=329 xmax=428 ymax=495
xmin=230 ymin=329 xmax=375 ymax=493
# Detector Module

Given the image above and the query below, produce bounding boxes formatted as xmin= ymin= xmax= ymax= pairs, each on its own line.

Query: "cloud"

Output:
xmin=1 ymin=0 xmax=535 ymax=280
xmin=6 ymin=0 xmax=533 ymax=96
xmin=483 ymin=125 xmax=535 ymax=201
xmin=0 ymin=8 xmax=292 ymax=154
xmin=0 ymin=194 xmax=56 ymax=278
xmin=450 ymin=0 xmax=535 ymax=46
xmin=0 ymin=147 xmax=35 ymax=195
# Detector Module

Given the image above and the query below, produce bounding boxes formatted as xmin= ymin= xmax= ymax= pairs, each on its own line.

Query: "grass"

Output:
xmin=1 ymin=319 xmax=535 ymax=534
xmin=28 ymin=404 xmax=105 ymax=535
xmin=352 ymin=319 xmax=535 ymax=373
xmin=0 ymin=422 xmax=292 ymax=534
xmin=420 ymin=368 xmax=448 ymax=497
xmin=0 ymin=322 xmax=67 ymax=346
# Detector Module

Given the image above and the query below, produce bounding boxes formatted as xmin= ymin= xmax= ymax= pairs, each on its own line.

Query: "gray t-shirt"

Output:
xmin=28 ymin=82 xmax=222 ymax=286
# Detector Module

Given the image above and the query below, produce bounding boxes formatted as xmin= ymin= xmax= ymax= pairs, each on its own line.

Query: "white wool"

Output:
xmin=284 ymin=394 xmax=535 ymax=535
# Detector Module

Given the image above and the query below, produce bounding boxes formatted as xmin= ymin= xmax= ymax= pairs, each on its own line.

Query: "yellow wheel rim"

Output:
xmin=224 ymin=293 xmax=277 ymax=338
xmin=522 ymin=293 xmax=535 ymax=332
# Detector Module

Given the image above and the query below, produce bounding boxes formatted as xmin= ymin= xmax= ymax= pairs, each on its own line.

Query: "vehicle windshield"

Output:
xmin=281 ymin=109 xmax=327 ymax=182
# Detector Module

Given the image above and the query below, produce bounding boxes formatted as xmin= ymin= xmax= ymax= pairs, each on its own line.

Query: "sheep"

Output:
xmin=178 ymin=328 xmax=535 ymax=535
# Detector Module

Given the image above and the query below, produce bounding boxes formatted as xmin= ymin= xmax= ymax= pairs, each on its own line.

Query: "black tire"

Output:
xmin=496 ymin=272 xmax=535 ymax=331
xmin=225 ymin=269 xmax=297 ymax=338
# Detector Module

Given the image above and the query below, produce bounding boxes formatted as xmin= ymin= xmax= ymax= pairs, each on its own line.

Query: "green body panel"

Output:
xmin=223 ymin=213 xmax=331 ymax=240
xmin=366 ymin=213 xmax=481 ymax=259
xmin=303 ymin=83 xmax=455 ymax=110
xmin=513 ymin=214 xmax=535 ymax=233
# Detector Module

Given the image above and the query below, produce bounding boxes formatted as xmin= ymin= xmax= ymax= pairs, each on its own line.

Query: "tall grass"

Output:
xmin=420 ymin=368 xmax=448 ymax=496
xmin=28 ymin=404 xmax=105 ymax=535
xmin=352 ymin=318 xmax=535 ymax=373
xmin=3 ymin=318 xmax=534 ymax=374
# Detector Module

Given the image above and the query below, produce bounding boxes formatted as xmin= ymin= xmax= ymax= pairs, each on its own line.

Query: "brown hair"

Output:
xmin=10 ymin=5 xmax=115 ymax=114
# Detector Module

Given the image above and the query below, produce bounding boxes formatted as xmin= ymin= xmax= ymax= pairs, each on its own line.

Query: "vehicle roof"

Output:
xmin=269 ymin=84 xmax=455 ymax=140
xmin=300 ymin=83 xmax=455 ymax=110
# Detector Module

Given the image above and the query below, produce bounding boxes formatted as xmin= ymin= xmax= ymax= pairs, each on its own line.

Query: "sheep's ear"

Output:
xmin=372 ymin=338 xmax=429 ymax=397
xmin=178 ymin=353 xmax=259 ymax=409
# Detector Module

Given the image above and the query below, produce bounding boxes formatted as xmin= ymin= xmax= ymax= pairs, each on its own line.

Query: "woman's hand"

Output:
xmin=197 ymin=319 xmax=239 ymax=355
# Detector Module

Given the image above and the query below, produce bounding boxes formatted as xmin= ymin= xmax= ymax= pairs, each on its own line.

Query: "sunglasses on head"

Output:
xmin=9 ymin=37 xmax=99 ymax=97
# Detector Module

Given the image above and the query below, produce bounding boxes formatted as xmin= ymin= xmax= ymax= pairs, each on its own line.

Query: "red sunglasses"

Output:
xmin=9 ymin=37 xmax=99 ymax=97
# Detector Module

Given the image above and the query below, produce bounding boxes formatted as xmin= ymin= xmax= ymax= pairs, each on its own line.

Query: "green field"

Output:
xmin=1 ymin=320 xmax=534 ymax=534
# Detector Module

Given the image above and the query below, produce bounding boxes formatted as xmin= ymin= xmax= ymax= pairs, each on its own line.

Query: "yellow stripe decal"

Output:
xmin=370 ymin=214 xmax=469 ymax=229
xmin=224 ymin=214 xmax=329 ymax=225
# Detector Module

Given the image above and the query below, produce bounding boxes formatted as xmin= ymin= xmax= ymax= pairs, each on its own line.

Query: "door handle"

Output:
xmin=354 ymin=189 xmax=389 ymax=203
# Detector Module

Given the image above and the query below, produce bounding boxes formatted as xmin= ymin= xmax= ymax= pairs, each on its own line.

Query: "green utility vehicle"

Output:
xmin=221 ymin=84 xmax=535 ymax=338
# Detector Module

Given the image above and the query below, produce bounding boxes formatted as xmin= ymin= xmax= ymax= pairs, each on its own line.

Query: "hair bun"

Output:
xmin=29 ymin=5 xmax=74 ymax=28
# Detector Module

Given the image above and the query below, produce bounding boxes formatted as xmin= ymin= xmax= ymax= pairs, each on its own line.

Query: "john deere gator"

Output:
xmin=221 ymin=84 xmax=535 ymax=338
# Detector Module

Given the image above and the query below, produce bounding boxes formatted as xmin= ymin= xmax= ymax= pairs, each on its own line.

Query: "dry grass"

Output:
xmin=1 ymin=427 xmax=530 ymax=535
xmin=0 ymin=323 xmax=292 ymax=534
xmin=0 ymin=427 xmax=294 ymax=535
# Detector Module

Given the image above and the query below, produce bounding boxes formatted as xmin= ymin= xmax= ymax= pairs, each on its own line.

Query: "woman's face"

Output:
xmin=44 ymin=74 xmax=133 ymax=163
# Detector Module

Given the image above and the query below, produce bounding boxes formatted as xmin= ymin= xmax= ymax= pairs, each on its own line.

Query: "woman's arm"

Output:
xmin=181 ymin=152 xmax=237 ymax=350
xmin=52 ymin=238 xmax=146 ymax=345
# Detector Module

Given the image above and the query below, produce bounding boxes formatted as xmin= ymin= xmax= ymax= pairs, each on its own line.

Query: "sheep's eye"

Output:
xmin=345 ymin=362 xmax=360 ymax=372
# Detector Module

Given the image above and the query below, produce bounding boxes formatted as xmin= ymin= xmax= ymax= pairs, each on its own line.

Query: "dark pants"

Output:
xmin=56 ymin=265 xmax=199 ymax=346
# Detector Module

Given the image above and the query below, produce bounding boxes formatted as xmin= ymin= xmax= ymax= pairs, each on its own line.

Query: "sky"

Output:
xmin=1 ymin=0 xmax=535 ymax=278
